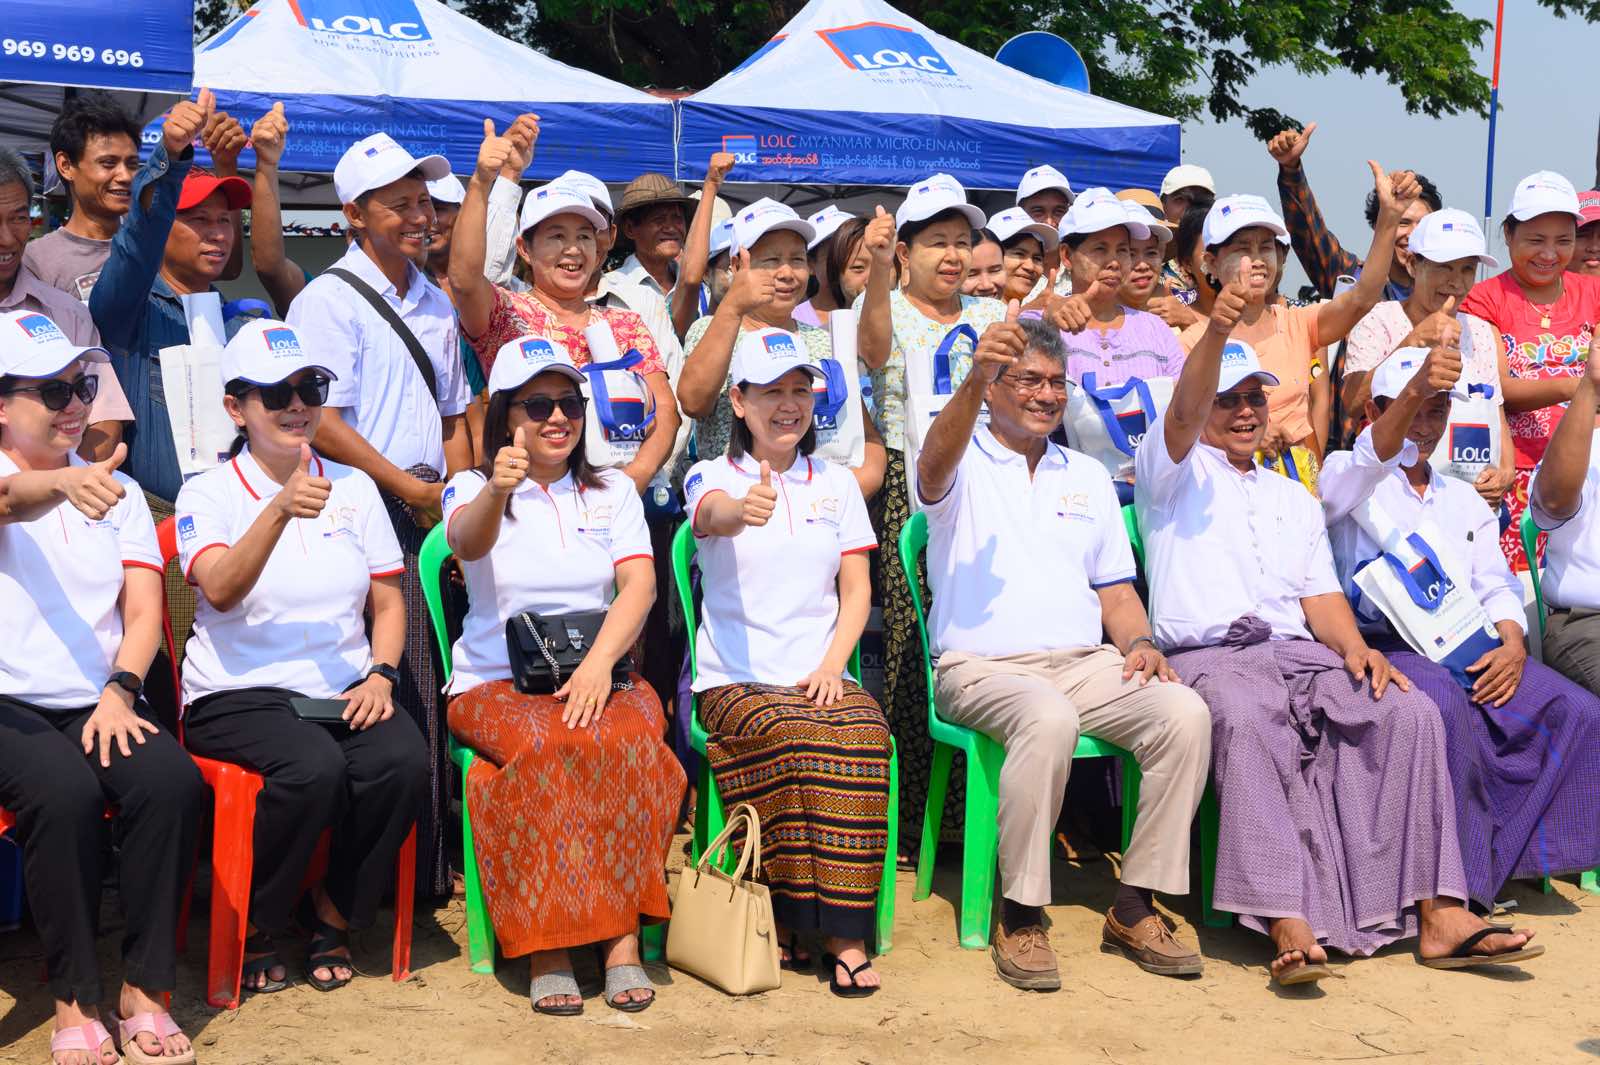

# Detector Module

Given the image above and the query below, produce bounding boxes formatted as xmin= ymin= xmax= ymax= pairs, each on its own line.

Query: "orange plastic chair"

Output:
xmin=157 ymin=517 xmax=417 ymax=1009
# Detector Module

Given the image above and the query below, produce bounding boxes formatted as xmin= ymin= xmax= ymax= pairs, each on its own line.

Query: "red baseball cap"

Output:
xmin=178 ymin=170 xmax=252 ymax=211
xmin=1579 ymin=189 xmax=1600 ymax=227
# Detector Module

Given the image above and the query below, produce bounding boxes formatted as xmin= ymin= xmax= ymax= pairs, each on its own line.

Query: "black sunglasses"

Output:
xmin=2 ymin=373 xmax=99 ymax=412
xmin=248 ymin=374 xmax=331 ymax=411
xmin=519 ymin=394 xmax=587 ymax=422
xmin=1214 ymin=389 xmax=1269 ymax=410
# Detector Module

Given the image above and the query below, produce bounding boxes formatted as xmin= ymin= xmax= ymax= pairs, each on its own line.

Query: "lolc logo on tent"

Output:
xmin=289 ymin=0 xmax=433 ymax=42
xmin=816 ymin=22 xmax=955 ymax=78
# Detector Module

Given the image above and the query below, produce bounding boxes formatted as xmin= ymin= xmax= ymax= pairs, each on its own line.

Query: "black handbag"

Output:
xmin=505 ymin=610 xmax=634 ymax=695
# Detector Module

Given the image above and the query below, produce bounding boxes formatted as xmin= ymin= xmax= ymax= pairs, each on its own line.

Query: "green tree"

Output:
xmin=193 ymin=1 xmax=1588 ymax=138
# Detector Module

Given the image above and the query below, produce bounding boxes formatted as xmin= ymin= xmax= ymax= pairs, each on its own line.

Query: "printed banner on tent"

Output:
xmin=1 ymin=0 xmax=194 ymax=93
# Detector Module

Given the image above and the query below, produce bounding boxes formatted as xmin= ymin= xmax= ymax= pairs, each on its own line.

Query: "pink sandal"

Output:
xmin=49 ymin=1020 xmax=122 ymax=1064
xmin=110 ymin=1011 xmax=195 ymax=1065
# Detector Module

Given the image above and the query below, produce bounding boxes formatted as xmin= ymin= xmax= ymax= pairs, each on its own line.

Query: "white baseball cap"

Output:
xmin=730 ymin=328 xmax=825 ymax=387
xmin=1016 ymin=164 xmax=1073 ymax=205
xmin=333 ymin=132 xmax=450 ymax=205
xmin=1508 ymin=170 xmax=1582 ymax=223
xmin=1160 ymin=164 xmax=1216 ymax=198
xmin=488 ymin=335 xmax=587 ymax=395
xmin=518 ymin=184 xmax=606 ymax=235
xmin=709 ymin=217 xmax=736 ymax=259
xmin=896 ymin=173 xmax=985 ymax=230
xmin=220 ymin=319 xmax=338 ymax=386
xmin=1059 ymin=187 xmax=1149 ymax=240
xmin=1202 ymin=195 xmax=1289 ymax=247
xmin=548 ymin=170 xmax=614 ymax=219
xmin=1217 ymin=339 xmax=1280 ymax=393
xmin=732 ymin=198 xmax=815 ymax=252
xmin=1408 ymin=208 xmax=1500 ymax=269
xmin=987 ymin=206 xmax=1058 ymax=254
xmin=1126 ymin=200 xmax=1173 ymax=243
xmin=806 ymin=205 xmax=853 ymax=250
xmin=0 ymin=310 xmax=107 ymax=377
xmin=425 ymin=174 xmax=465 ymax=206
xmin=1369 ymin=346 xmax=1474 ymax=402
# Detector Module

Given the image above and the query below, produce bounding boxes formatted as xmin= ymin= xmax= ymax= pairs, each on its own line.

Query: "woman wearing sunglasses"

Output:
xmin=176 ymin=320 xmax=428 ymax=998
xmin=0 ymin=310 xmax=205 ymax=1065
xmin=443 ymin=335 xmax=683 ymax=1017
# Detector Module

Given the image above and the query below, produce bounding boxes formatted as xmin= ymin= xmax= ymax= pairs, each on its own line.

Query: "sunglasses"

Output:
xmin=519 ymin=394 xmax=587 ymax=422
xmin=2 ymin=373 xmax=99 ymax=412
xmin=1214 ymin=389 xmax=1269 ymax=410
xmin=248 ymin=374 xmax=331 ymax=411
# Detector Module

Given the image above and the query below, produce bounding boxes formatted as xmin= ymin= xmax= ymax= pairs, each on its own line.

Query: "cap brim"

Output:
xmin=7 ymin=344 xmax=110 ymax=378
xmin=521 ymin=202 xmax=608 ymax=234
xmin=807 ymin=219 xmax=849 ymax=250
xmin=1017 ymin=181 xmax=1072 ymax=204
xmin=413 ymin=154 xmax=452 ymax=182
xmin=1217 ymin=368 xmax=1280 ymax=393
xmin=1211 ymin=218 xmax=1290 ymax=245
xmin=752 ymin=219 xmax=817 ymax=246
xmin=232 ymin=362 xmax=340 ymax=386
xmin=904 ymin=202 xmax=985 ymax=230
xmin=741 ymin=361 xmax=825 ymax=387
xmin=1510 ymin=204 xmax=1584 ymax=223
xmin=179 ymin=175 xmax=252 ymax=211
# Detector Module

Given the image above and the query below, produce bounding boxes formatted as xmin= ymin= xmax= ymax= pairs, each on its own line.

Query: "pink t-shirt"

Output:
xmin=1057 ymin=307 xmax=1186 ymax=387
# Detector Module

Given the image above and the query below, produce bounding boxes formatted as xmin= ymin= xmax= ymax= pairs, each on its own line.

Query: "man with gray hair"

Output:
xmin=913 ymin=303 xmax=1212 ymax=990
xmin=0 ymin=143 xmax=130 ymax=460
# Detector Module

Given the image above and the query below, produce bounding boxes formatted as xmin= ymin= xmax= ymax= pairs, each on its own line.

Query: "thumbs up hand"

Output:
xmin=864 ymin=205 xmax=897 ymax=267
xmin=58 ymin=442 xmax=128 ymax=521
xmin=491 ymin=425 xmax=531 ymax=496
xmin=475 ymin=118 xmax=518 ymax=183
xmin=742 ymin=461 xmax=778 ymax=527
xmin=974 ymin=301 xmax=1026 ymax=382
xmin=275 ymin=443 xmax=331 ymax=519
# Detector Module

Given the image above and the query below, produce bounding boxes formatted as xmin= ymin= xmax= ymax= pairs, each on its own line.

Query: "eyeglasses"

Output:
xmin=248 ymin=374 xmax=331 ymax=411
xmin=519 ymin=394 xmax=588 ymax=422
xmin=1003 ymin=371 xmax=1069 ymax=396
xmin=1 ymin=373 xmax=99 ymax=412
xmin=1214 ymin=389 xmax=1268 ymax=410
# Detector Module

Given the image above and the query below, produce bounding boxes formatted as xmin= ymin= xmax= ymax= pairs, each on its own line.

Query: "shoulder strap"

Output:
xmin=325 ymin=267 xmax=439 ymax=401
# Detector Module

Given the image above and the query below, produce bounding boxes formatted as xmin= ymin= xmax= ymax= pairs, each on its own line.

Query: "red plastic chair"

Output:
xmin=156 ymin=517 xmax=416 ymax=1009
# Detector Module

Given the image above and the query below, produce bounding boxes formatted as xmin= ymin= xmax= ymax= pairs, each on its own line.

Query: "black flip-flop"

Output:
xmin=242 ymin=934 xmax=290 ymax=995
xmin=780 ymin=934 xmax=814 ymax=973
xmin=297 ymin=897 xmax=356 ymax=992
xmin=1419 ymin=925 xmax=1546 ymax=970
xmin=822 ymin=953 xmax=879 ymax=999
xmin=1271 ymin=947 xmax=1334 ymax=986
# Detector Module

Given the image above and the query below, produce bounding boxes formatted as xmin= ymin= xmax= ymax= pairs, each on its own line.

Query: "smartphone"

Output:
xmin=290 ymin=697 xmax=350 ymax=726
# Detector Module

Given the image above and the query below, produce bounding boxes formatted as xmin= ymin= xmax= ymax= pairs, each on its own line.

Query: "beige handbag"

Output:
xmin=666 ymin=803 xmax=781 ymax=995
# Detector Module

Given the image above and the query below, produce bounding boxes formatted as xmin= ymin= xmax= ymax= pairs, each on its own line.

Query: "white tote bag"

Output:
xmin=158 ymin=293 xmax=236 ymax=479
xmin=580 ymin=320 xmax=656 ymax=469
xmin=1349 ymin=497 xmax=1501 ymax=685
xmin=1428 ymin=325 xmax=1502 ymax=485
xmin=811 ymin=309 xmax=866 ymax=469
xmin=1062 ymin=372 xmax=1174 ymax=481
xmin=904 ymin=323 xmax=983 ymax=511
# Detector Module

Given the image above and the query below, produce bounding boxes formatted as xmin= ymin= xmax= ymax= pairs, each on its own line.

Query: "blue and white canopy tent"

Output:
xmin=142 ymin=0 xmax=675 ymax=187
xmin=676 ymin=0 xmax=1179 ymax=194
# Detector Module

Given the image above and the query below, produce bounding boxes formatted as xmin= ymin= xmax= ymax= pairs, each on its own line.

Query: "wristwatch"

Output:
xmin=1125 ymin=635 xmax=1157 ymax=655
xmin=366 ymin=663 xmax=401 ymax=688
xmin=106 ymin=671 xmax=143 ymax=696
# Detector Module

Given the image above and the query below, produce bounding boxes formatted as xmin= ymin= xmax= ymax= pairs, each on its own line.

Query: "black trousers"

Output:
xmin=0 ymin=694 xmax=203 ymax=1007
xmin=183 ymin=687 xmax=428 ymax=937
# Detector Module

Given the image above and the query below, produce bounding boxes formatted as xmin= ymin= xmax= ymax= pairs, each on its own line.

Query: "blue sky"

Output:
xmin=1175 ymin=1 xmax=1597 ymax=290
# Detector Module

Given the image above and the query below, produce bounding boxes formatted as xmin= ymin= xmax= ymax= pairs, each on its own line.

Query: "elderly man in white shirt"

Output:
xmin=1321 ymin=344 xmax=1600 ymax=929
xmin=916 ymin=303 xmax=1211 ymax=992
xmin=1141 ymin=272 xmax=1541 ymax=989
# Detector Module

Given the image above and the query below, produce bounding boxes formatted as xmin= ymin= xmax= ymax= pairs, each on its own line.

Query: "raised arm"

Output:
xmin=1268 ymin=122 xmax=1362 ymax=297
xmin=202 ymin=107 xmax=249 ymax=283
xmin=451 ymin=116 xmax=536 ymax=340
xmin=915 ymin=302 xmax=1025 ymax=504
xmin=1372 ymin=344 xmax=1462 ymax=462
xmin=247 ymin=103 xmax=307 ymax=316
xmin=672 ymin=152 xmax=734 ymax=339
xmin=855 ymin=207 xmax=896 ymax=370
xmin=619 ymin=370 xmax=682 ymax=494
xmin=482 ymin=117 xmax=536 ymax=288
xmin=0 ymin=444 xmax=127 ymax=525
xmin=1530 ymin=353 xmax=1600 ymax=523
xmin=448 ymin=429 xmax=525 ymax=561
xmin=1312 ymin=163 xmax=1417 ymax=344
xmin=676 ymin=249 xmax=773 ymax=420
xmin=1160 ymin=276 xmax=1248 ymax=463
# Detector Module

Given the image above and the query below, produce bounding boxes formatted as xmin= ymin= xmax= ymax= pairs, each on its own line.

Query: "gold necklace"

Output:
xmin=1530 ymin=280 xmax=1563 ymax=329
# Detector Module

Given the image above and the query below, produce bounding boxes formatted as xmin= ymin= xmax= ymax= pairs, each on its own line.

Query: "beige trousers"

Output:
xmin=935 ymin=645 xmax=1211 ymax=906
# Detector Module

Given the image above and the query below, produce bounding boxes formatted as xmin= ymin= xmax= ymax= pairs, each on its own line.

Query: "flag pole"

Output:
xmin=1483 ymin=0 xmax=1506 ymax=249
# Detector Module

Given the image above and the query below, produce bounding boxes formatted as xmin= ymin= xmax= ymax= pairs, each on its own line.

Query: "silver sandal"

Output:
xmin=530 ymin=970 xmax=583 ymax=1016
xmin=603 ymin=963 xmax=656 ymax=1013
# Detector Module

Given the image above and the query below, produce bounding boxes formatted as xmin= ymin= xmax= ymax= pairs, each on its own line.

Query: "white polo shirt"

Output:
xmin=1321 ymin=428 xmax=1523 ymax=633
xmin=1531 ymin=435 xmax=1600 ymax=610
xmin=0 ymin=452 xmax=160 ymax=709
xmin=175 ymin=448 xmax=404 ymax=705
xmin=285 ymin=245 xmax=469 ymax=476
xmin=924 ymin=427 xmax=1133 ymax=658
xmin=442 ymin=466 xmax=652 ymax=694
xmin=684 ymin=454 xmax=875 ymax=691
xmin=1134 ymin=412 xmax=1340 ymax=649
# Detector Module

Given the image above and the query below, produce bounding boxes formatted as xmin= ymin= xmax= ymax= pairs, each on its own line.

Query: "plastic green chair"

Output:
xmin=419 ymin=523 xmax=667 ymax=972
xmin=1518 ymin=512 xmax=1600 ymax=895
xmin=669 ymin=521 xmax=898 ymax=954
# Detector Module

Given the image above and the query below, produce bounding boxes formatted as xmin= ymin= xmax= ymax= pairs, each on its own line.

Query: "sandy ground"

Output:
xmin=5 ymin=843 xmax=1599 ymax=1065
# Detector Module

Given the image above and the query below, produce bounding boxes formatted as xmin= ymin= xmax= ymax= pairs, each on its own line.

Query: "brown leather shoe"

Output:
xmin=991 ymin=924 xmax=1061 ymax=991
xmin=1101 ymin=909 xmax=1203 ymax=976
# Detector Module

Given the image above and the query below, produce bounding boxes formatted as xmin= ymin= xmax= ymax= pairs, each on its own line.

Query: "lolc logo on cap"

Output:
xmin=294 ymin=0 xmax=432 ymax=42
xmin=14 ymin=313 xmax=65 ymax=344
xmin=1221 ymin=341 xmax=1251 ymax=365
xmin=519 ymin=337 xmax=556 ymax=364
xmin=262 ymin=327 xmax=302 ymax=358
xmin=818 ymin=22 xmax=955 ymax=77
xmin=761 ymin=333 xmax=800 ymax=360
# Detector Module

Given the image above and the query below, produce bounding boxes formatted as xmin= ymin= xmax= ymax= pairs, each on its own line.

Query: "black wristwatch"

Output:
xmin=106 ymin=671 xmax=143 ymax=696
xmin=366 ymin=663 xmax=401 ymax=688
xmin=1124 ymin=635 xmax=1157 ymax=656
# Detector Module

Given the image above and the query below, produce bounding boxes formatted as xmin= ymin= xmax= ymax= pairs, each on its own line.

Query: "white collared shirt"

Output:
xmin=285 ymin=245 xmax=469 ymax=475
xmin=441 ymin=467 xmax=652 ymax=694
xmin=0 ymin=452 xmax=160 ymax=709
xmin=684 ymin=454 xmax=875 ymax=690
xmin=1135 ymin=411 xmax=1340 ymax=649
xmin=175 ymin=448 xmax=404 ymax=704
xmin=1531 ymin=435 xmax=1600 ymax=610
xmin=1321 ymin=428 xmax=1523 ymax=633
xmin=607 ymin=254 xmax=677 ymax=301
xmin=924 ymin=427 xmax=1133 ymax=657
